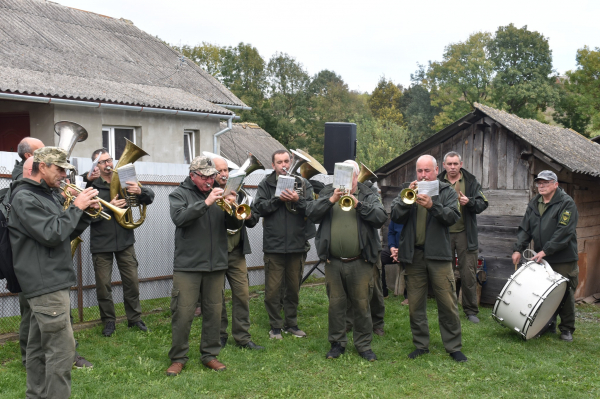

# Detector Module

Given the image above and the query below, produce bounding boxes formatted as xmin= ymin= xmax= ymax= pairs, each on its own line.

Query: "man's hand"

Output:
xmin=223 ymin=190 xmax=237 ymax=205
xmin=416 ymin=193 xmax=433 ymax=209
xmin=391 ymin=247 xmax=398 ymax=262
xmin=512 ymin=251 xmax=521 ymax=266
xmin=72 ymin=188 xmax=99 ymax=211
xmin=110 ymin=194 xmax=128 ymax=209
xmin=88 ymin=167 xmax=100 ymax=181
xmin=125 ymin=181 xmax=141 ymax=195
xmin=329 ymin=188 xmax=343 ymax=204
xmin=349 ymin=194 xmax=359 ymax=208
xmin=280 ymin=189 xmax=299 ymax=203
xmin=409 ymin=180 xmax=418 ymax=190
xmin=206 ymin=188 xmax=223 ymax=207
xmin=532 ymin=250 xmax=546 ymax=263
xmin=458 ymin=191 xmax=469 ymax=206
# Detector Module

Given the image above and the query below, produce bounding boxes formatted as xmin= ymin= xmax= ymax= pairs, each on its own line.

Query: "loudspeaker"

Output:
xmin=324 ymin=122 xmax=356 ymax=175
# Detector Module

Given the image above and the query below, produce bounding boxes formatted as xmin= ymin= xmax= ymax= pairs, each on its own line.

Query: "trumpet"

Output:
xmin=216 ymin=188 xmax=252 ymax=220
xmin=339 ymin=186 xmax=355 ymax=211
xmin=400 ymin=186 xmax=419 ymax=204
xmin=60 ymin=181 xmax=128 ymax=222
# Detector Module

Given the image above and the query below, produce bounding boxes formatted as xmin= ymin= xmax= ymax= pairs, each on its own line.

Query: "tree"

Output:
xmin=488 ymin=24 xmax=559 ymax=119
xmin=554 ymin=46 xmax=600 ymax=136
xmin=367 ymin=77 xmax=404 ymax=126
xmin=398 ymin=84 xmax=440 ymax=145
xmin=220 ymin=43 xmax=268 ymax=108
xmin=354 ymin=116 xmax=411 ymax=171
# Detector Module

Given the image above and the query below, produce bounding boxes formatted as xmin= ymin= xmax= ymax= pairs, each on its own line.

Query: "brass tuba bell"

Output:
xmin=238 ymin=153 xmax=264 ymax=176
xmin=109 ymin=139 xmax=149 ymax=230
xmin=357 ymin=163 xmax=377 ymax=184
xmin=295 ymin=149 xmax=327 ymax=180
xmin=55 ymin=121 xmax=88 ymax=158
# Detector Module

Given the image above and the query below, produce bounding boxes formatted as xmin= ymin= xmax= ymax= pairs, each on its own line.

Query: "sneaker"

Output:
xmin=166 ymin=362 xmax=184 ymax=376
xmin=220 ymin=336 xmax=228 ymax=348
xmin=560 ymin=331 xmax=573 ymax=342
xmin=284 ymin=325 xmax=307 ymax=338
xmin=238 ymin=341 xmax=265 ymax=350
xmin=373 ymin=328 xmax=385 ymax=336
xmin=466 ymin=315 xmax=480 ymax=324
xmin=408 ymin=349 xmax=429 ymax=359
xmin=73 ymin=355 xmax=93 ymax=369
xmin=326 ymin=342 xmax=346 ymax=359
xmin=269 ymin=328 xmax=283 ymax=340
xmin=102 ymin=321 xmax=115 ymax=337
xmin=128 ymin=320 xmax=149 ymax=332
xmin=450 ymin=351 xmax=468 ymax=362
xmin=358 ymin=349 xmax=377 ymax=362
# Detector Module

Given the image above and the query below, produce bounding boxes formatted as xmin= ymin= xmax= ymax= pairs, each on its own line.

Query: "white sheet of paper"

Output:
xmin=417 ymin=180 xmax=439 ymax=197
xmin=275 ymin=175 xmax=295 ymax=197
xmin=223 ymin=172 xmax=245 ymax=196
xmin=333 ymin=163 xmax=354 ymax=191
xmin=117 ymin=164 xmax=138 ymax=187
xmin=75 ymin=175 xmax=86 ymax=190
xmin=88 ymin=155 xmax=100 ymax=176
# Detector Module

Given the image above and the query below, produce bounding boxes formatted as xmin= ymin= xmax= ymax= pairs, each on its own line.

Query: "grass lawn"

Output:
xmin=1 ymin=284 xmax=599 ymax=398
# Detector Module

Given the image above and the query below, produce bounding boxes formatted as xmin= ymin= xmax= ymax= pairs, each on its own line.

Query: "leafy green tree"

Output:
xmin=488 ymin=24 xmax=559 ymax=119
xmin=398 ymin=84 xmax=440 ymax=145
xmin=554 ymin=46 xmax=600 ymax=137
xmin=176 ymin=42 xmax=225 ymax=79
xmin=367 ymin=77 xmax=404 ymax=126
xmin=220 ymin=43 xmax=268 ymax=108
xmin=354 ymin=116 xmax=410 ymax=171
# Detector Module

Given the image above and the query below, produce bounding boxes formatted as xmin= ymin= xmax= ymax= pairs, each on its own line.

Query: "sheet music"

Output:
xmin=75 ymin=175 xmax=86 ymax=190
xmin=117 ymin=164 xmax=138 ymax=187
xmin=333 ymin=163 xmax=354 ymax=191
xmin=223 ymin=172 xmax=245 ymax=196
xmin=275 ymin=175 xmax=295 ymax=197
xmin=88 ymin=154 xmax=100 ymax=176
xmin=417 ymin=180 xmax=439 ymax=197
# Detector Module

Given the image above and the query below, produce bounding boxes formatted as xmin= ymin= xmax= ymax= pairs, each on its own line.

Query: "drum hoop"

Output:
xmin=520 ymin=278 xmax=568 ymax=339
xmin=492 ymin=264 xmax=532 ymax=322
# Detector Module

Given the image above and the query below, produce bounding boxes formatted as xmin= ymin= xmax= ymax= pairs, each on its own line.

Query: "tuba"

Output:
xmin=222 ymin=153 xmax=265 ymax=221
xmin=282 ymin=150 xmax=311 ymax=214
xmin=71 ymin=236 xmax=83 ymax=259
xmin=55 ymin=121 xmax=88 ymax=182
xmin=357 ymin=163 xmax=377 ymax=184
xmin=109 ymin=139 xmax=149 ymax=230
xmin=295 ymin=149 xmax=327 ymax=180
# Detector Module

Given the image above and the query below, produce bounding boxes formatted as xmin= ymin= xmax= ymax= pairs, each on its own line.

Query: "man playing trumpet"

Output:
xmin=85 ymin=148 xmax=155 ymax=337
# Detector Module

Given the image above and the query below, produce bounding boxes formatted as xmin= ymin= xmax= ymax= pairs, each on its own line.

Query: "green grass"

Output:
xmin=1 ymin=285 xmax=599 ymax=398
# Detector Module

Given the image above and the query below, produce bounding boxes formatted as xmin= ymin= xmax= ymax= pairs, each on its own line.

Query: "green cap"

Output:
xmin=33 ymin=147 xmax=75 ymax=170
xmin=189 ymin=156 xmax=217 ymax=176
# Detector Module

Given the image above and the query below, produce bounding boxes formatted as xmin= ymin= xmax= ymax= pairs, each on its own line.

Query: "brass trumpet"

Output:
xmin=339 ymin=186 xmax=355 ymax=211
xmin=400 ymin=187 xmax=418 ymax=205
xmin=61 ymin=181 xmax=128 ymax=222
xmin=217 ymin=191 xmax=252 ymax=221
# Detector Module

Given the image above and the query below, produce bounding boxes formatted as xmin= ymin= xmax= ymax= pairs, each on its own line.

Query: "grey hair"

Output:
xmin=343 ymin=160 xmax=360 ymax=176
xmin=443 ymin=151 xmax=462 ymax=163
xmin=17 ymin=140 xmax=31 ymax=160
xmin=417 ymin=155 xmax=437 ymax=169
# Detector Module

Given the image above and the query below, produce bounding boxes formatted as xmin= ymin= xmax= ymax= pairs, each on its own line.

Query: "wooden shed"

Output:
xmin=376 ymin=103 xmax=600 ymax=304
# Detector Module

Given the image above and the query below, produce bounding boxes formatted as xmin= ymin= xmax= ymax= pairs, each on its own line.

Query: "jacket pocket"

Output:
xmin=170 ymin=289 xmax=180 ymax=314
xmin=31 ymin=305 xmax=67 ymax=334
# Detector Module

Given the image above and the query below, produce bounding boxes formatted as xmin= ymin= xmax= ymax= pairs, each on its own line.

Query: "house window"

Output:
xmin=184 ymin=131 xmax=195 ymax=164
xmin=102 ymin=127 xmax=136 ymax=160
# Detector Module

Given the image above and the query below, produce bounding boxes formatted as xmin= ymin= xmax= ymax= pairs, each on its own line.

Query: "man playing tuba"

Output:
xmin=85 ymin=148 xmax=155 ymax=337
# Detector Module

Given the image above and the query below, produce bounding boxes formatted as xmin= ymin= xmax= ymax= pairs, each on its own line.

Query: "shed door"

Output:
xmin=0 ymin=113 xmax=30 ymax=152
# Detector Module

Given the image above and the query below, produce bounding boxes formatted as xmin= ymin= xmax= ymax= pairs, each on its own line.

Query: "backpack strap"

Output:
xmin=6 ymin=184 xmax=57 ymax=216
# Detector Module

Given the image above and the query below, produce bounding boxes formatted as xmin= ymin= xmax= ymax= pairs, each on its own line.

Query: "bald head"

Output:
xmin=416 ymin=155 xmax=438 ymax=182
xmin=17 ymin=138 xmax=45 ymax=161
xmin=22 ymin=157 xmax=34 ymax=179
xmin=212 ymin=157 xmax=229 ymax=185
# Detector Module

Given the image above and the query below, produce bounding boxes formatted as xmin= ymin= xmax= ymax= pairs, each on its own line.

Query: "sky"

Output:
xmin=55 ymin=0 xmax=600 ymax=93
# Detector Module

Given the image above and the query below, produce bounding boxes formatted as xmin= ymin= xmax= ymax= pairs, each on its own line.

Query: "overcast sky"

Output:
xmin=56 ymin=0 xmax=600 ymax=93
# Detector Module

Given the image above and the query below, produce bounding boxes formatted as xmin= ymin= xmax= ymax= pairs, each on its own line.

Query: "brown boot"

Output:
xmin=204 ymin=359 xmax=226 ymax=371
xmin=166 ymin=362 xmax=184 ymax=376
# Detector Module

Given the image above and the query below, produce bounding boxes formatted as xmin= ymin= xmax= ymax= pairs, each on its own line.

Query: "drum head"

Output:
xmin=524 ymin=280 xmax=567 ymax=340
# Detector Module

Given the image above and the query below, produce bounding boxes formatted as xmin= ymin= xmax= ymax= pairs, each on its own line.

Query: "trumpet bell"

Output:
xmin=55 ymin=121 xmax=88 ymax=158
xmin=400 ymin=188 xmax=418 ymax=205
xmin=235 ymin=203 xmax=252 ymax=220
xmin=339 ymin=195 xmax=355 ymax=211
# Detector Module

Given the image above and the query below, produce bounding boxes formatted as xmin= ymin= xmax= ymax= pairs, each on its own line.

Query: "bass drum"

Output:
xmin=492 ymin=260 xmax=568 ymax=340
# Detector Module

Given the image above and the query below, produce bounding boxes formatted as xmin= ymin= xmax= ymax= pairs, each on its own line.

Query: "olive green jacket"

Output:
xmin=254 ymin=172 xmax=314 ymax=254
xmin=88 ymin=177 xmax=154 ymax=254
xmin=437 ymin=168 xmax=489 ymax=250
xmin=169 ymin=177 xmax=243 ymax=272
xmin=306 ymin=182 xmax=388 ymax=264
xmin=390 ymin=181 xmax=460 ymax=263
xmin=8 ymin=179 xmax=91 ymax=299
xmin=513 ymin=188 xmax=578 ymax=263
xmin=11 ymin=159 xmax=24 ymax=181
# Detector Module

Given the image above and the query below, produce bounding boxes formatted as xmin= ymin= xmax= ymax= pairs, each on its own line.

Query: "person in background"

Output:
xmin=382 ymin=220 xmax=406 ymax=304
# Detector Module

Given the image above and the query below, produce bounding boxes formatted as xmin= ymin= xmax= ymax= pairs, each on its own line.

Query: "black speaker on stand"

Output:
xmin=324 ymin=122 xmax=356 ymax=175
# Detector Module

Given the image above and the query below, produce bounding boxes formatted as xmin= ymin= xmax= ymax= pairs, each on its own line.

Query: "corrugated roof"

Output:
xmin=0 ymin=0 xmax=246 ymax=114
xmin=474 ymin=103 xmax=600 ymax=177
xmin=219 ymin=122 xmax=286 ymax=168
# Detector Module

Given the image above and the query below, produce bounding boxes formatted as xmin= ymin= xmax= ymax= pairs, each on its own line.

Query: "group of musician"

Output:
xmin=6 ymin=135 xmax=579 ymax=397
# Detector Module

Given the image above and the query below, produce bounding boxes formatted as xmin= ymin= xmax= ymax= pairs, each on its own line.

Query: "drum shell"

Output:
xmin=492 ymin=261 xmax=568 ymax=340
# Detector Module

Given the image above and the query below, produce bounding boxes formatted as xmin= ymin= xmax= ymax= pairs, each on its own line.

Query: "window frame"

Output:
xmin=183 ymin=130 xmax=195 ymax=164
xmin=101 ymin=126 xmax=137 ymax=161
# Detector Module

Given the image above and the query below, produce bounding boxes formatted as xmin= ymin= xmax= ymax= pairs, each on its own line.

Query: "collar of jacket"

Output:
xmin=437 ymin=168 xmax=475 ymax=184
xmin=14 ymin=177 xmax=54 ymax=193
xmin=265 ymin=171 xmax=278 ymax=187
xmin=529 ymin=187 xmax=565 ymax=211
xmin=14 ymin=158 xmax=25 ymax=168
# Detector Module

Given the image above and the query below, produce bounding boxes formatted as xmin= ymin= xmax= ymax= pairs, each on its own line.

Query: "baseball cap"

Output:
xmin=189 ymin=156 xmax=217 ymax=176
xmin=534 ymin=170 xmax=557 ymax=182
xmin=33 ymin=147 xmax=75 ymax=170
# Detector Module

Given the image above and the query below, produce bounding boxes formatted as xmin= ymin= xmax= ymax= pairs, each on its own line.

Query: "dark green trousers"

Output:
xmin=326 ymin=258 xmax=374 ymax=352
xmin=18 ymin=292 xmax=31 ymax=366
xmin=450 ymin=231 xmax=479 ymax=316
xmin=550 ymin=261 xmax=578 ymax=333
xmin=26 ymin=289 xmax=76 ymax=399
xmin=264 ymin=253 xmax=303 ymax=329
xmin=220 ymin=247 xmax=252 ymax=345
xmin=405 ymin=249 xmax=462 ymax=353
xmin=92 ymin=245 xmax=142 ymax=324
xmin=346 ymin=254 xmax=385 ymax=331
xmin=169 ymin=270 xmax=225 ymax=365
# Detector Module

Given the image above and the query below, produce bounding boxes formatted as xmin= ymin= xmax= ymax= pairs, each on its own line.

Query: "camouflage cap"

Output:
xmin=33 ymin=147 xmax=75 ymax=170
xmin=189 ymin=155 xmax=217 ymax=176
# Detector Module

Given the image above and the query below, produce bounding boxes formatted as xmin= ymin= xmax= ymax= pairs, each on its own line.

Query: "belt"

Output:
xmin=414 ymin=245 xmax=425 ymax=251
xmin=330 ymin=255 xmax=362 ymax=263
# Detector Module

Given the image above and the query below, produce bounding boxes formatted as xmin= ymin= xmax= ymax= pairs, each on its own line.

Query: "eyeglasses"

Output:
xmin=535 ymin=180 xmax=555 ymax=187
xmin=98 ymin=158 xmax=113 ymax=165
xmin=194 ymin=172 xmax=215 ymax=181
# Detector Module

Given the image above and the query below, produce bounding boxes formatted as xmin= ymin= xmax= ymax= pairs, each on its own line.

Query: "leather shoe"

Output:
xmin=466 ymin=315 xmax=480 ymax=324
xmin=373 ymin=328 xmax=385 ymax=336
xmin=238 ymin=341 xmax=265 ymax=350
xmin=560 ymin=331 xmax=573 ymax=342
xmin=220 ymin=336 xmax=228 ymax=348
xmin=128 ymin=320 xmax=149 ymax=332
xmin=358 ymin=349 xmax=377 ymax=362
xmin=102 ymin=321 xmax=116 ymax=337
xmin=204 ymin=359 xmax=226 ymax=371
xmin=166 ymin=362 xmax=184 ymax=376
